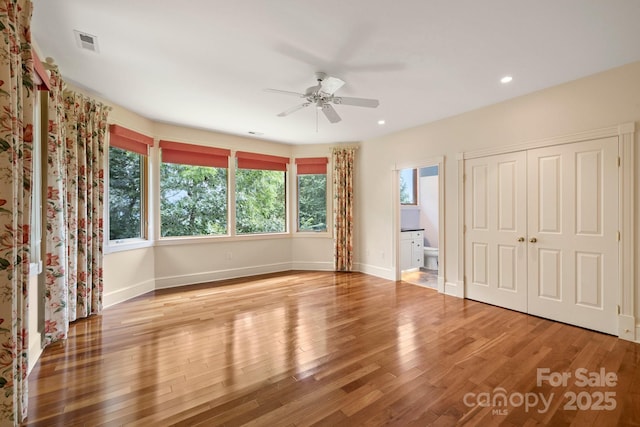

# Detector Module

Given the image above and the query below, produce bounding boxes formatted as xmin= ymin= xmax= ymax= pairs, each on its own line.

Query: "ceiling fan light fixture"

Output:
xmin=267 ymin=72 xmax=379 ymax=125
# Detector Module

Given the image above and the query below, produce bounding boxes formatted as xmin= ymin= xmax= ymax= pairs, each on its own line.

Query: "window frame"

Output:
xmin=158 ymin=140 xmax=231 ymax=239
xmin=105 ymin=125 xmax=153 ymax=252
xmin=234 ymin=151 xmax=289 ymax=236
xmin=295 ymin=157 xmax=329 ymax=233
xmin=107 ymin=145 xmax=149 ymax=243
xmin=30 ymin=88 xmax=43 ymax=275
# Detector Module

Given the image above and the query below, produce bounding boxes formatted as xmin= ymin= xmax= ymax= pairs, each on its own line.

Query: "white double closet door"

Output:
xmin=465 ymin=137 xmax=619 ymax=335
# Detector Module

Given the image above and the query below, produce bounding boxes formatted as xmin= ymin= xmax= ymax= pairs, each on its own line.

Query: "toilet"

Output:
xmin=423 ymin=246 xmax=439 ymax=270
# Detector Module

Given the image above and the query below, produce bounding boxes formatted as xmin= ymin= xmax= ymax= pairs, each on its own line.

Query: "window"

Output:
xmin=30 ymin=49 xmax=51 ymax=271
xmin=296 ymin=157 xmax=328 ymax=232
xmin=30 ymin=90 xmax=42 ymax=270
xmin=400 ymin=168 xmax=417 ymax=205
xmin=159 ymin=140 xmax=230 ymax=237
xmin=108 ymin=125 xmax=153 ymax=241
xmin=109 ymin=147 xmax=145 ymax=240
xmin=235 ymin=151 xmax=289 ymax=234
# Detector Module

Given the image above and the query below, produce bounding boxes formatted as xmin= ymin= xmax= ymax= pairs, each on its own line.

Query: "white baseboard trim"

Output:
xmin=154 ymin=262 xmax=292 ymax=290
xmin=103 ymin=279 xmax=156 ymax=309
xmin=28 ymin=335 xmax=43 ymax=376
xmin=291 ymin=261 xmax=334 ymax=271
xmin=633 ymin=323 xmax=640 ymax=344
xmin=355 ymin=263 xmax=395 ymax=281
xmin=437 ymin=276 xmax=445 ymax=293
xmin=618 ymin=315 xmax=636 ymax=341
xmin=445 ymin=281 xmax=464 ymax=298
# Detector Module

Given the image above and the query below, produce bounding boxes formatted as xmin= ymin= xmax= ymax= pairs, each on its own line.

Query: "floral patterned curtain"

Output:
xmin=62 ymin=91 xmax=108 ymax=323
xmin=0 ymin=0 xmax=34 ymax=423
xmin=332 ymin=146 xmax=355 ymax=271
xmin=43 ymin=68 xmax=68 ymax=345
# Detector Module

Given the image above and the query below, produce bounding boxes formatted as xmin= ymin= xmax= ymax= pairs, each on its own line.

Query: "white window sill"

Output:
xmin=105 ymin=238 xmax=154 ymax=254
xmin=104 ymin=230 xmax=330 ymax=252
xmin=155 ymin=232 xmax=291 ymax=246
xmin=293 ymin=231 xmax=332 ymax=238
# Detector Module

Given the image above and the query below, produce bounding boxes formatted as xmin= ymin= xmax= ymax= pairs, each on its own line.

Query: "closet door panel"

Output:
xmin=465 ymin=152 xmax=527 ymax=312
xmin=527 ymin=137 xmax=618 ymax=335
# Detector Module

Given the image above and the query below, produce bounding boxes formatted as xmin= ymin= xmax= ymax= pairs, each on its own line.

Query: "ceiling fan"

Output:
xmin=265 ymin=72 xmax=379 ymax=123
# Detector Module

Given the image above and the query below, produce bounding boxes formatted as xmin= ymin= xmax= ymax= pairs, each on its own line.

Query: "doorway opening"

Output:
xmin=394 ymin=158 xmax=444 ymax=292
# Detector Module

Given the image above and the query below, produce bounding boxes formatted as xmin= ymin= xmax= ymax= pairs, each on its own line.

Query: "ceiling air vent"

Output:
xmin=73 ymin=30 xmax=99 ymax=53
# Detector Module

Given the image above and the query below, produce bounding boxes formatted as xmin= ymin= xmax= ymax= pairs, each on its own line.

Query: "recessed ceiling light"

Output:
xmin=378 ymin=120 xmax=386 ymax=125
xmin=500 ymin=76 xmax=513 ymax=84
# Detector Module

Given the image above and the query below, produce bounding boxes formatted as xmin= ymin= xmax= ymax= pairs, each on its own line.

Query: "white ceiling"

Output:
xmin=32 ymin=0 xmax=640 ymax=145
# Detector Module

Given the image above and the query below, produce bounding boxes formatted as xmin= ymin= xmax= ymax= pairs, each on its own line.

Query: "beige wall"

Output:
xmin=355 ymin=61 xmax=640 ymax=323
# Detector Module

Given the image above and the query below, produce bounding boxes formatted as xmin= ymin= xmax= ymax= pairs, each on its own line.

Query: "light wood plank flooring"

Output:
xmin=25 ymin=271 xmax=640 ymax=426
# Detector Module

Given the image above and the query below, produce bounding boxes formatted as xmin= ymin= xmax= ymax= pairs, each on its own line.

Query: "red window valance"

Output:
xmin=109 ymin=125 xmax=154 ymax=155
xmin=32 ymin=49 xmax=51 ymax=91
xmin=236 ymin=151 xmax=290 ymax=171
xmin=159 ymin=140 xmax=231 ymax=168
xmin=295 ymin=157 xmax=328 ymax=174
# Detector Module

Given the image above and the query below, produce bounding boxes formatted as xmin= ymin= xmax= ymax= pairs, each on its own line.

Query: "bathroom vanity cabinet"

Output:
xmin=400 ymin=229 xmax=424 ymax=270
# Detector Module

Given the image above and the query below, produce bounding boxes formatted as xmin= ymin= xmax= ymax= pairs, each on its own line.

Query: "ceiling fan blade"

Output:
xmin=321 ymin=103 xmax=342 ymax=123
xmin=277 ymin=103 xmax=310 ymax=117
xmin=265 ymin=88 xmax=305 ymax=98
xmin=333 ymin=96 xmax=379 ymax=108
xmin=320 ymin=76 xmax=345 ymax=95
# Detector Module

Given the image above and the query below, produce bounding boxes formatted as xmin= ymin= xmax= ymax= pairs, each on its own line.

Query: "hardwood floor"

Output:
xmin=25 ymin=271 xmax=640 ymax=426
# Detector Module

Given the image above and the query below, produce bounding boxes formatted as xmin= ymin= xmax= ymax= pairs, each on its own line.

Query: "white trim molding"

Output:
xmin=154 ymin=262 xmax=292 ymax=289
xmin=437 ymin=275 xmax=446 ymax=293
xmin=356 ymin=263 xmax=395 ymax=281
xmin=291 ymin=261 xmax=334 ymax=271
xmin=457 ymin=153 xmax=465 ymax=299
xmin=103 ymin=278 xmax=156 ymax=309
xmin=445 ymin=281 xmax=464 ymax=298
xmin=462 ymin=125 xmax=623 ymax=160
xmin=618 ymin=122 xmax=635 ymax=341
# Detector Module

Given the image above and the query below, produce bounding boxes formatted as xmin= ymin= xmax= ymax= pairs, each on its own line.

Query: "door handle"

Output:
xmin=517 ymin=237 xmax=525 ymax=242
xmin=529 ymin=237 xmax=537 ymax=243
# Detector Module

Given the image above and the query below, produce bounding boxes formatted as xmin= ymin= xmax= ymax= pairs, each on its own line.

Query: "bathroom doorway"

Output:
xmin=394 ymin=157 xmax=444 ymax=292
